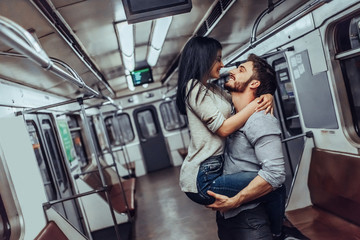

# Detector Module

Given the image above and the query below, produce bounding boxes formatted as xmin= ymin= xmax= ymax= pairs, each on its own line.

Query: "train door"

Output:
xmin=25 ymin=113 xmax=84 ymax=233
xmin=133 ymin=105 xmax=171 ymax=172
xmin=267 ymin=55 xmax=304 ymax=195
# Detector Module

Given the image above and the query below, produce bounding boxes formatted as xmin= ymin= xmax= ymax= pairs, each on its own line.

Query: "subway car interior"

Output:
xmin=0 ymin=0 xmax=360 ymax=239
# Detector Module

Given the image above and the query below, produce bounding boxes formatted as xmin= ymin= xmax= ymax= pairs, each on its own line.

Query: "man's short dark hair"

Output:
xmin=247 ymin=54 xmax=277 ymax=97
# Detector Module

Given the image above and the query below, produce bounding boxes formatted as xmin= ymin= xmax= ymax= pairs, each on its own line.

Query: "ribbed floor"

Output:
xmin=134 ymin=166 xmax=218 ymax=240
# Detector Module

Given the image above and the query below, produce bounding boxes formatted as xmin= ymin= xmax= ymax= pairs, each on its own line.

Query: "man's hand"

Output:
xmin=206 ymin=190 xmax=239 ymax=213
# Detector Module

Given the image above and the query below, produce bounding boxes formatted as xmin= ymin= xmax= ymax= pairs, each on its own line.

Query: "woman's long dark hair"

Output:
xmin=176 ymin=36 xmax=222 ymax=115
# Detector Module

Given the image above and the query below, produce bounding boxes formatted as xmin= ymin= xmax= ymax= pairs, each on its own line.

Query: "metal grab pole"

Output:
xmin=77 ymin=98 xmax=122 ymax=240
xmin=281 ymin=131 xmax=313 ymax=177
xmin=98 ymin=110 xmax=133 ymax=221
xmin=281 ymin=131 xmax=313 ymax=143
xmin=15 ymin=95 xmax=96 ymax=116
xmin=226 ymin=0 xmax=331 ymax=66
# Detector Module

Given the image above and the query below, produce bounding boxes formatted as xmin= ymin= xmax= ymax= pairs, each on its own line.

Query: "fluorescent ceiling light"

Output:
xmin=146 ymin=47 xmax=161 ymax=68
xmin=147 ymin=16 xmax=172 ymax=67
xmin=116 ymin=22 xmax=135 ymax=71
xmin=126 ymin=74 xmax=135 ymax=91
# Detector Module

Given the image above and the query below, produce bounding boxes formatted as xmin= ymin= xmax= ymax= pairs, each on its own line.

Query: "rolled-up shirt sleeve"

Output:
xmin=187 ymin=83 xmax=226 ymax=133
xmin=245 ymin=113 xmax=285 ymax=188
xmin=255 ymin=135 xmax=285 ymax=188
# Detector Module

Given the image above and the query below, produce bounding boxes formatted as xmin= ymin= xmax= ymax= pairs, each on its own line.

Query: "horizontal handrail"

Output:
xmin=226 ymin=0 xmax=331 ymax=66
xmin=73 ymin=163 xmax=116 ymax=179
xmin=42 ymin=187 xmax=109 ymax=210
xmin=281 ymin=131 xmax=313 ymax=143
xmin=15 ymin=95 xmax=96 ymax=116
xmin=0 ymin=16 xmax=99 ymax=96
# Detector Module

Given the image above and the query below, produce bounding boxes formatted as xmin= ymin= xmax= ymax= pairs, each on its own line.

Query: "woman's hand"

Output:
xmin=255 ymin=94 xmax=273 ymax=114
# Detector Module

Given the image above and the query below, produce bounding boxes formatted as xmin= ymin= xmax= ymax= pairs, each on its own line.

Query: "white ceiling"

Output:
xmin=0 ymin=0 xmax=310 ymax=101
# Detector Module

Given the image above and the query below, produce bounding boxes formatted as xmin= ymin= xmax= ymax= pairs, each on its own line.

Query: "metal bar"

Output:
xmin=281 ymin=131 xmax=313 ymax=143
xmin=0 ymin=17 xmax=100 ymax=97
xmin=42 ymin=188 xmax=108 ymax=210
xmin=226 ymin=0 xmax=331 ymax=65
xmin=78 ymin=98 xmax=122 ymax=240
xmin=250 ymin=0 xmax=286 ymax=46
xmin=0 ymin=25 xmax=51 ymax=68
xmin=73 ymin=164 xmax=116 ymax=179
xmin=285 ymin=114 xmax=300 ymax=121
xmin=335 ymin=47 xmax=360 ymax=60
xmin=15 ymin=95 xmax=96 ymax=116
xmin=29 ymin=0 xmax=115 ymax=97
xmin=226 ymin=47 xmax=295 ymax=68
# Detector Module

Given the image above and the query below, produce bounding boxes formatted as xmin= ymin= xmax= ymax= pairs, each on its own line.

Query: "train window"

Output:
xmin=273 ymin=58 xmax=302 ymax=135
xmin=160 ymin=101 xmax=187 ymax=131
xmin=26 ymin=121 xmax=57 ymax=201
xmin=335 ymin=16 xmax=360 ymax=52
xmin=0 ymin=195 xmax=10 ymax=240
xmin=136 ymin=110 xmax=158 ymax=138
xmin=66 ymin=115 xmax=89 ymax=168
xmin=335 ymin=15 xmax=360 ymax=135
xmin=42 ymin=120 xmax=69 ymax=192
xmin=104 ymin=113 xmax=135 ymax=146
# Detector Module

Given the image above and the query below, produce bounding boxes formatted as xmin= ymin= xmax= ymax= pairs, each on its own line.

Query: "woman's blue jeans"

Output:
xmin=185 ymin=155 xmax=286 ymax=235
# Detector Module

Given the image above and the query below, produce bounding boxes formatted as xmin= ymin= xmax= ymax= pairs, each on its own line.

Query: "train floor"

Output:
xmin=134 ymin=166 xmax=218 ymax=240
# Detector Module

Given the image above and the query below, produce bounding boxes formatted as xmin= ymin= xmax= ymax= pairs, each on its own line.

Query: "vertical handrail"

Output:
xmin=77 ymin=98 xmax=122 ymax=240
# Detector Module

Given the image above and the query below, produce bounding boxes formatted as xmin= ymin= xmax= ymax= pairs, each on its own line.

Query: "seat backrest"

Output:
xmin=34 ymin=221 xmax=67 ymax=240
xmin=308 ymin=148 xmax=360 ymax=226
xmin=82 ymin=156 xmax=122 ymax=188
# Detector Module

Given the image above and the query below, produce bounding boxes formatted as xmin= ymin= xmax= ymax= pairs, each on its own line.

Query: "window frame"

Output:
xmin=332 ymin=12 xmax=360 ymax=138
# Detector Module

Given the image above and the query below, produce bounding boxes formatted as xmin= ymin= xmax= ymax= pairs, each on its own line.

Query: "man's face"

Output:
xmin=224 ymin=61 xmax=254 ymax=92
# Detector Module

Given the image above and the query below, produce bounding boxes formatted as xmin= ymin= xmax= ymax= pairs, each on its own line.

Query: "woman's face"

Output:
xmin=209 ymin=50 xmax=224 ymax=79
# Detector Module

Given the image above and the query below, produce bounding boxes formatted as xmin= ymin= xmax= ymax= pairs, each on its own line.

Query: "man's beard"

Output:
xmin=224 ymin=78 xmax=252 ymax=93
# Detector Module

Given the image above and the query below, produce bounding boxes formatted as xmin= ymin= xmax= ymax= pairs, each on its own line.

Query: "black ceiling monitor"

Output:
xmin=131 ymin=67 xmax=154 ymax=86
xmin=122 ymin=0 xmax=192 ymax=24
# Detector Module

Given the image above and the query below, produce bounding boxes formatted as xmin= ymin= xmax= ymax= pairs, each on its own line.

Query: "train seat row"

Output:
xmin=81 ymin=159 xmax=136 ymax=216
xmin=34 ymin=159 xmax=137 ymax=239
xmin=286 ymin=148 xmax=360 ymax=239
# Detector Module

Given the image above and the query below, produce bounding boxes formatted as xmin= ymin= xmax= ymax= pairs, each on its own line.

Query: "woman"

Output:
xmin=176 ymin=36 xmax=272 ymax=200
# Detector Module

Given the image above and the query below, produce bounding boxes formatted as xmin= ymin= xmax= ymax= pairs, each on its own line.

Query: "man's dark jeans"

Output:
xmin=185 ymin=155 xmax=286 ymax=235
xmin=216 ymin=204 xmax=273 ymax=240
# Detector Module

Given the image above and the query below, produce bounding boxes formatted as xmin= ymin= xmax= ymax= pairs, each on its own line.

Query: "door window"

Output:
xmin=26 ymin=121 xmax=57 ymax=201
xmin=42 ymin=120 xmax=69 ymax=192
xmin=160 ymin=101 xmax=187 ymax=131
xmin=136 ymin=110 xmax=158 ymax=139
xmin=335 ymin=15 xmax=360 ymax=135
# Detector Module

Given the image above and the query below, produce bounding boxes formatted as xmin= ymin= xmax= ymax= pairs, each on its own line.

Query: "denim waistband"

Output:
xmin=201 ymin=154 xmax=224 ymax=165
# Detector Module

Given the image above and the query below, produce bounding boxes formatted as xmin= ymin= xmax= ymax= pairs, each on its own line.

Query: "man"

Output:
xmin=207 ymin=53 xmax=286 ymax=239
